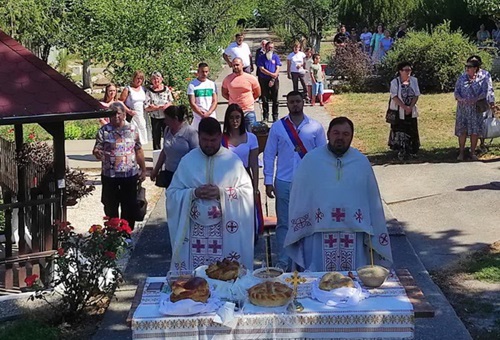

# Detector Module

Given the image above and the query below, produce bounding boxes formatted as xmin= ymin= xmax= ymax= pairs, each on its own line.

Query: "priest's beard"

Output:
xmin=328 ymin=139 xmax=351 ymax=157
xmin=266 ymin=51 xmax=273 ymax=60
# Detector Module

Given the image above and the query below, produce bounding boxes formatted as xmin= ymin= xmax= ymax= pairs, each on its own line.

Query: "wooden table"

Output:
xmin=128 ymin=269 xmax=434 ymax=340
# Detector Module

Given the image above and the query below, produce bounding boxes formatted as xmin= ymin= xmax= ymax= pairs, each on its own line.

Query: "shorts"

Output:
xmin=312 ymin=82 xmax=324 ymax=96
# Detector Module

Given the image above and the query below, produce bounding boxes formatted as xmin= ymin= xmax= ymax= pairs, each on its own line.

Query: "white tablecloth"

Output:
xmin=132 ymin=271 xmax=414 ymax=340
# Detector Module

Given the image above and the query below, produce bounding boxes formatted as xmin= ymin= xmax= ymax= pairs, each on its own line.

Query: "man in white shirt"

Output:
xmin=223 ymin=33 xmax=253 ymax=74
xmin=187 ymin=63 xmax=218 ymax=130
xmin=263 ymin=91 xmax=327 ymax=270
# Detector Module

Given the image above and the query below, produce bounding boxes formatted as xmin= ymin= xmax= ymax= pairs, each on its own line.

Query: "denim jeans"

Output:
xmin=244 ymin=111 xmax=257 ymax=132
xmin=275 ymin=178 xmax=291 ymax=268
xmin=312 ymin=81 xmax=324 ymax=96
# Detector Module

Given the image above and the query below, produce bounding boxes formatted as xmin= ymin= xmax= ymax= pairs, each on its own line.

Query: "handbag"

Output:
xmin=155 ymin=170 xmax=174 ymax=188
xmin=484 ymin=115 xmax=500 ymax=139
xmin=476 ymin=99 xmax=489 ymax=113
xmin=385 ymin=78 xmax=400 ymax=124
xmin=385 ymin=108 xmax=398 ymax=124
xmin=135 ymin=182 xmax=148 ymax=221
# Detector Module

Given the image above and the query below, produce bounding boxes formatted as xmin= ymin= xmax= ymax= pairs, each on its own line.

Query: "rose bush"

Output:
xmin=26 ymin=217 xmax=131 ymax=320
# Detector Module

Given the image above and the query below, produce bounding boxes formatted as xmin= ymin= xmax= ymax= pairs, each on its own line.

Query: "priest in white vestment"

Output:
xmin=167 ymin=117 xmax=255 ymax=272
xmin=284 ymin=117 xmax=393 ymax=271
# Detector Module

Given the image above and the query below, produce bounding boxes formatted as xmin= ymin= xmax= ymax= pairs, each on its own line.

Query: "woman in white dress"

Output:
xmin=119 ymin=70 xmax=148 ymax=145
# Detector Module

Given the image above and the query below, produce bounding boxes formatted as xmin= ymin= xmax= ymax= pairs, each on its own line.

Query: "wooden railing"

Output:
xmin=0 ymin=137 xmax=58 ymax=292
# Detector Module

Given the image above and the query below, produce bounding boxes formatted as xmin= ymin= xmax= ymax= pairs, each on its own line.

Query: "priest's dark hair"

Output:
xmin=199 ymin=117 xmax=221 ymax=135
xmin=328 ymin=116 xmax=354 ymax=134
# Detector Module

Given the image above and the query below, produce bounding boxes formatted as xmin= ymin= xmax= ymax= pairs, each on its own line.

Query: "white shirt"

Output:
xmin=263 ymin=114 xmax=327 ymax=184
xmin=228 ymin=132 xmax=258 ymax=168
xmin=187 ymin=78 xmax=217 ymax=130
xmin=287 ymin=51 xmax=306 ymax=73
xmin=224 ymin=42 xmax=252 ymax=67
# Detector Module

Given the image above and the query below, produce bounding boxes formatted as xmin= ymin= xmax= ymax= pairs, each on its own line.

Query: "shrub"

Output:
xmin=65 ymin=123 xmax=82 ymax=140
xmin=329 ymin=42 xmax=373 ymax=92
xmin=379 ymin=21 xmax=492 ymax=93
xmin=26 ymin=218 xmax=131 ymax=320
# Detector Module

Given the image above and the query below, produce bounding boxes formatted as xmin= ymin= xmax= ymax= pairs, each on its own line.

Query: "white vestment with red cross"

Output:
xmin=166 ymin=147 xmax=254 ymax=271
xmin=284 ymin=145 xmax=393 ymax=271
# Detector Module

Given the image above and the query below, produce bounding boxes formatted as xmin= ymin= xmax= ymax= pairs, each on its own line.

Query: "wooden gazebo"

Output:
xmin=0 ymin=30 xmax=111 ymax=293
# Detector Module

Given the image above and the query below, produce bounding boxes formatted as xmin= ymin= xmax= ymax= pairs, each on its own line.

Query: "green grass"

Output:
xmin=465 ymin=251 xmax=500 ymax=283
xmin=0 ymin=319 xmax=59 ymax=340
xmin=0 ymin=120 xmax=100 ymax=142
xmin=325 ymin=86 xmax=500 ymax=164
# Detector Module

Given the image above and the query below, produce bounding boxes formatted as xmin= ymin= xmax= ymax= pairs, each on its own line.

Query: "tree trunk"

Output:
xmin=82 ymin=59 xmax=92 ymax=89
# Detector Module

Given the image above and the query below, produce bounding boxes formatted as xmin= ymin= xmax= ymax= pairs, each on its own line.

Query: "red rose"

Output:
xmin=25 ymin=274 xmax=39 ymax=287
xmin=105 ymin=218 xmax=121 ymax=230
xmin=57 ymin=248 xmax=64 ymax=256
xmin=104 ymin=251 xmax=116 ymax=259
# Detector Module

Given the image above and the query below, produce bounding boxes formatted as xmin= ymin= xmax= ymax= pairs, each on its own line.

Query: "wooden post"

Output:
xmin=40 ymin=122 xmax=66 ymax=250
xmin=14 ymin=124 xmax=26 ymax=254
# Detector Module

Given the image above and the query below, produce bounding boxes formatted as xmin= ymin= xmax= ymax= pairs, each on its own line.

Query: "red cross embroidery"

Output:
xmin=226 ymin=187 xmax=237 ymax=200
xmin=208 ymin=206 xmax=221 ymax=219
xmin=192 ymin=239 xmax=205 ymax=253
xmin=226 ymin=221 xmax=239 ymax=234
xmin=354 ymin=209 xmax=363 ymax=223
xmin=332 ymin=208 xmax=345 ymax=222
xmin=379 ymin=233 xmax=389 ymax=246
xmin=208 ymin=240 xmax=222 ymax=253
xmin=324 ymin=234 xmax=338 ymax=248
xmin=340 ymin=234 xmax=354 ymax=248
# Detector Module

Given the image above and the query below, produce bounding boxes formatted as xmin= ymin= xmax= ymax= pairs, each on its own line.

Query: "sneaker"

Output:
xmin=457 ymin=154 xmax=464 ymax=161
xmin=470 ymin=155 xmax=479 ymax=161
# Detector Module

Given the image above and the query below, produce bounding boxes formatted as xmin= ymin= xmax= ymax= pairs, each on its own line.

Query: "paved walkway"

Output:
xmin=88 ymin=28 xmax=472 ymax=340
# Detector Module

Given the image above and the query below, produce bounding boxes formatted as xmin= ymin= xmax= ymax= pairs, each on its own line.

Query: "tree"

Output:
xmin=0 ymin=0 xmax=65 ymax=61
xmin=338 ymin=0 xmax=420 ymax=31
xmin=289 ymin=0 xmax=339 ymax=52
xmin=466 ymin=0 xmax=500 ymax=18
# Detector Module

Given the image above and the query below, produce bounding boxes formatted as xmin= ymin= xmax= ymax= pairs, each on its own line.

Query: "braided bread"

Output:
xmin=205 ymin=259 xmax=239 ymax=281
xmin=248 ymin=281 xmax=293 ymax=307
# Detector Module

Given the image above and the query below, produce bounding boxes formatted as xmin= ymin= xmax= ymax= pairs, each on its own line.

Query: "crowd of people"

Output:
xmin=332 ymin=23 xmax=407 ymax=63
xmin=476 ymin=21 xmax=500 ymax=48
xmin=91 ymin=30 xmax=497 ymax=272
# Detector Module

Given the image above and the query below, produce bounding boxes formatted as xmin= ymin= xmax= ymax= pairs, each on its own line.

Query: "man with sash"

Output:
xmin=284 ymin=117 xmax=393 ymax=271
xmin=263 ymin=91 xmax=327 ymax=271
xmin=166 ymin=117 xmax=255 ymax=271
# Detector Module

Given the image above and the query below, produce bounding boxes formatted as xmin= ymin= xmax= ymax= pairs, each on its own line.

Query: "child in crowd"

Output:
xmin=310 ymin=54 xmax=325 ymax=106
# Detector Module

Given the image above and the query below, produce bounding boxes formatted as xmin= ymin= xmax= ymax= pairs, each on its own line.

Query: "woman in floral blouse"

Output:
xmin=145 ymin=71 xmax=174 ymax=150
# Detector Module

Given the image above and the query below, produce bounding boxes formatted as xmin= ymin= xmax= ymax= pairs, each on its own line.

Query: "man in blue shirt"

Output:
xmin=257 ymin=41 xmax=281 ymax=122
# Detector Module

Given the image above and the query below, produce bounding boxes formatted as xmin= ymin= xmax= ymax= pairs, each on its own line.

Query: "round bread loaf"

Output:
xmin=248 ymin=281 xmax=293 ymax=307
xmin=319 ymin=272 xmax=355 ymax=291
xmin=170 ymin=277 xmax=209 ymax=303
xmin=205 ymin=259 xmax=240 ymax=281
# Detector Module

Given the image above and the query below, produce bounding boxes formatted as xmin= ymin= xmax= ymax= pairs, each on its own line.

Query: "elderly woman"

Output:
xmin=145 ymin=71 xmax=174 ymax=150
xmin=388 ymin=61 xmax=421 ymax=160
xmin=454 ymin=59 xmax=489 ymax=161
xmin=119 ymin=70 xmax=148 ymax=145
xmin=150 ymin=105 xmax=198 ymax=189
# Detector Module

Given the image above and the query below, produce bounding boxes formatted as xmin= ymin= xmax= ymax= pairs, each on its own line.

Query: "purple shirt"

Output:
xmin=257 ymin=53 xmax=282 ymax=80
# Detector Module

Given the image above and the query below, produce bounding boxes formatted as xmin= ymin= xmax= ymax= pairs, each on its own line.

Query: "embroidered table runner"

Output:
xmin=132 ymin=272 xmax=414 ymax=340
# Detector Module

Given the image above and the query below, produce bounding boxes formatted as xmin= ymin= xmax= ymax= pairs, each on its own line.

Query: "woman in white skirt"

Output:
xmin=119 ymin=70 xmax=148 ymax=145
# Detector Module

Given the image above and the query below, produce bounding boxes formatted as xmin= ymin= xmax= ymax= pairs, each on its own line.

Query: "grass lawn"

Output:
xmin=325 ymin=87 xmax=500 ymax=164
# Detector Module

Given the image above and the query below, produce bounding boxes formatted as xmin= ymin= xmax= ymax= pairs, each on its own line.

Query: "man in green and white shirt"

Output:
xmin=187 ymin=63 xmax=218 ymax=130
